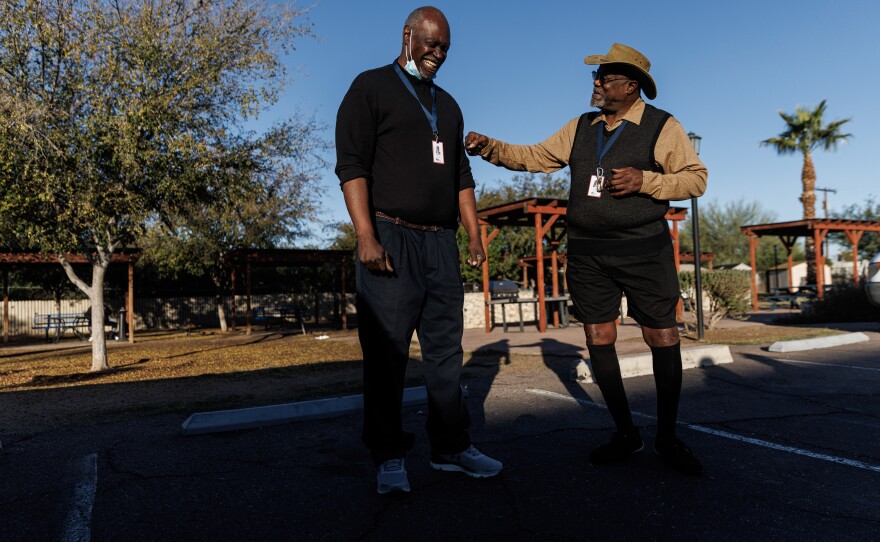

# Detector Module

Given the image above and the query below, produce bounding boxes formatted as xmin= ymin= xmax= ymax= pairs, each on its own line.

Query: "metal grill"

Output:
xmin=489 ymin=280 xmax=519 ymax=300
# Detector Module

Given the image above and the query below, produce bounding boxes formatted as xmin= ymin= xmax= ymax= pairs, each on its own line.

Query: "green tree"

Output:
xmin=459 ymin=172 xmax=569 ymax=285
xmin=5 ymin=266 xmax=86 ymax=309
xmin=679 ymin=198 xmax=795 ymax=270
xmin=761 ymin=100 xmax=852 ymax=279
xmin=327 ymin=221 xmax=358 ymax=251
xmin=140 ymin=116 xmax=327 ymax=331
xmin=0 ymin=0 xmax=313 ymax=371
xmin=832 ymin=195 xmax=880 ymax=261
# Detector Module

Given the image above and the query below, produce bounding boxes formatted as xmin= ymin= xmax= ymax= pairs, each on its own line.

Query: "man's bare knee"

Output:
xmin=585 ymin=322 xmax=618 ymax=345
xmin=642 ymin=326 xmax=679 ymax=347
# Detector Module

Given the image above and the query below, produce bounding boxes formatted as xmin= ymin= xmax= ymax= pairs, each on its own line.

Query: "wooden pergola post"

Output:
xmin=814 ymin=228 xmax=827 ymax=300
xmin=480 ymin=222 xmax=500 ymax=333
xmin=534 ymin=213 xmax=561 ymax=332
xmin=780 ymin=236 xmax=797 ymax=292
xmin=844 ymin=230 xmax=865 ymax=286
xmin=127 ymin=262 xmax=135 ymax=342
xmin=534 ymin=212 xmax=547 ymax=332
xmin=230 ymin=267 xmax=237 ymax=333
xmin=550 ymin=241 xmax=560 ymax=328
xmin=313 ymin=265 xmax=320 ymax=326
xmin=481 ymin=223 xmax=491 ymax=333
xmin=2 ymin=268 xmax=8 ymax=344
xmin=246 ymin=261 xmax=252 ymax=335
xmin=749 ymin=233 xmax=760 ymax=310
xmin=340 ymin=262 xmax=348 ymax=330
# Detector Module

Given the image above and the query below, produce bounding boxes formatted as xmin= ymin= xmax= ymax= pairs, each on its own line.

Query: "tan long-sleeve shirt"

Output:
xmin=479 ymin=99 xmax=707 ymax=201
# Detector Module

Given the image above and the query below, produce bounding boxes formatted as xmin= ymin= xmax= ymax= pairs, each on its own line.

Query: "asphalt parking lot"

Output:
xmin=2 ymin=329 xmax=879 ymax=541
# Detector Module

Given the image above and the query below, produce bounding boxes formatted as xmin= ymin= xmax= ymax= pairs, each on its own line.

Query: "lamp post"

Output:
xmin=687 ymin=132 xmax=705 ymax=340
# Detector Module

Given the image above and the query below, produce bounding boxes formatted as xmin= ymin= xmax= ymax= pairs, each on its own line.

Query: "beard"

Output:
xmin=590 ymin=96 xmax=606 ymax=108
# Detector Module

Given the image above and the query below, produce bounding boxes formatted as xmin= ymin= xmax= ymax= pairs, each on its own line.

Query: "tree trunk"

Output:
xmin=59 ymin=250 xmax=112 ymax=372
xmin=88 ymin=275 xmax=109 ymax=372
xmin=801 ymin=151 xmax=817 ymax=283
xmin=215 ymin=293 xmax=228 ymax=332
xmin=213 ymin=275 xmax=228 ymax=332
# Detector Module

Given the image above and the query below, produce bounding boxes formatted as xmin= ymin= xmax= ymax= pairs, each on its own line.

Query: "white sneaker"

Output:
xmin=430 ymin=445 xmax=503 ymax=478
xmin=376 ymin=458 xmax=410 ymax=495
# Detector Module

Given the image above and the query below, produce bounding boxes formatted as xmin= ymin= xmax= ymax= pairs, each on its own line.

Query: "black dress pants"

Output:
xmin=356 ymin=220 xmax=471 ymax=465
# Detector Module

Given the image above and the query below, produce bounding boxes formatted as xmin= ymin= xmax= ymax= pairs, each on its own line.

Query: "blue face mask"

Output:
xmin=404 ymin=33 xmax=435 ymax=81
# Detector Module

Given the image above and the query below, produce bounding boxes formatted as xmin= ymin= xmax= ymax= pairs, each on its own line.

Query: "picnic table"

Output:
xmin=32 ymin=313 xmax=90 ymax=343
xmin=768 ymin=286 xmax=818 ymax=310
xmin=252 ymin=305 xmax=306 ymax=334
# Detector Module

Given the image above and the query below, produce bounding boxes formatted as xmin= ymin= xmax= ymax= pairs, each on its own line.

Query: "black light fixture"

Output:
xmin=687 ymin=132 xmax=705 ymax=340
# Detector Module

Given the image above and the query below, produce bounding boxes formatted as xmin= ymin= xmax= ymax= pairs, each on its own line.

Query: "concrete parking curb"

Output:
xmin=182 ymin=344 xmax=738 ymax=435
xmin=181 ymin=386 xmax=428 ymax=436
xmin=572 ymin=344 xmax=734 ymax=383
xmin=768 ymin=332 xmax=870 ymax=353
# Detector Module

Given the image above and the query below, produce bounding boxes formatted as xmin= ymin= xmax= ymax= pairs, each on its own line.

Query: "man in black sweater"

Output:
xmin=466 ymin=44 xmax=707 ymax=476
xmin=335 ymin=6 xmax=502 ymax=495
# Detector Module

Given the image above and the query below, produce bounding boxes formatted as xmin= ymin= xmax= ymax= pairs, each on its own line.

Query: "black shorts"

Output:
xmin=567 ymin=243 xmax=680 ymax=329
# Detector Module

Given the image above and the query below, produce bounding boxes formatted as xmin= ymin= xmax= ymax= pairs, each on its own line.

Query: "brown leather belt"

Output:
xmin=375 ymin=211 xmax=442 ymax=232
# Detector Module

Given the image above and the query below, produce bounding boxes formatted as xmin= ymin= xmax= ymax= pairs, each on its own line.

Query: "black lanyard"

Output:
xmin=393 ymin=63 xmax=439 ymax=140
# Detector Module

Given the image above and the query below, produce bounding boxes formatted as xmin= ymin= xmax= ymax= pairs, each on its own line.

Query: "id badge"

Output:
xmin=432 ymin=140 xmax=445 ymax=164
xmin=588 ymin=175 xmax=604 ymax=198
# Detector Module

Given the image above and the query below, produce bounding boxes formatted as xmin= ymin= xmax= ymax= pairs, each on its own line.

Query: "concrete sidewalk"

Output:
xmin=459 ymin=313 xmax=766 ymax=358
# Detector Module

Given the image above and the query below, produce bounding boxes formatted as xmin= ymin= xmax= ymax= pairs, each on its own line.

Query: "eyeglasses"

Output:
xmin=591 ymin=70 xmax=632 ymax=85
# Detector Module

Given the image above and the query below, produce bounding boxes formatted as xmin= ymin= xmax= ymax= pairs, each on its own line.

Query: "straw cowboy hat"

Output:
xmin=584 ymin=43 xmax=657 ymax=100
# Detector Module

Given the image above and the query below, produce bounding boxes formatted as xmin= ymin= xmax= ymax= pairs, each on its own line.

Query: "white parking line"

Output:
xmin=61 ymin=453 xmax=98 ymax=542
xmin=769 ymin=358 xmax=880 ymax=373
xmin=526 ymin=388 xmax=880 ymax=474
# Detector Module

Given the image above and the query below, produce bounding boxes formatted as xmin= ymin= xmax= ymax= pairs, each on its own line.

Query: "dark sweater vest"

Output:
xmin=567 ymin=104 xmax=672 ymax=256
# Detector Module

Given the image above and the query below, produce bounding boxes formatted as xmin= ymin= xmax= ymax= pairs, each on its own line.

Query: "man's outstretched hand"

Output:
xmin=465 ymin=132 xmax=490 ymax=156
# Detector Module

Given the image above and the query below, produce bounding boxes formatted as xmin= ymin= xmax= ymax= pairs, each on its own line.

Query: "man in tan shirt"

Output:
xmin=466 ymin=43 xmax=707 ymax=475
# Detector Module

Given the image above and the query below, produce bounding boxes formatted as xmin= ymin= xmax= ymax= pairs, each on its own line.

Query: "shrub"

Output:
xmin=783 ymin=284 xmax=880 ymax=323
xmin=678 ymin=270 xmax=751 ymax=330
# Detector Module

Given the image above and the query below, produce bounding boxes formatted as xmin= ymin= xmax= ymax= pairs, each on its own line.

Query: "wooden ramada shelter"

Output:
xmin=223 ymin=248 xmax=352 ymax=335
xmin=741 ymin=218 xmax=880 ymax=310
xmin=478 ymin=198 xmax=690 ymax=333
xmin=1 ymin=248 xmax=141 ymax=344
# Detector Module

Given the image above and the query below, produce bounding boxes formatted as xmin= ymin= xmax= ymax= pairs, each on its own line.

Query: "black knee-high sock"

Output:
xmin=651 ymin=343 xmax=683 ymax=443
xmin=587 ymin=343 xmax=635 ymax=434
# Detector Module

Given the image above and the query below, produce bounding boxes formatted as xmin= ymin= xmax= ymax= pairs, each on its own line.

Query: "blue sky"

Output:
xmin=267 ymin=0 xmax=880 ymax=246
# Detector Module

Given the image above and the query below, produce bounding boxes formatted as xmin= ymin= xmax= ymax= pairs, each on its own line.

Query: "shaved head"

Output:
xmin=404 ymin=6 xmax=447 ymax=29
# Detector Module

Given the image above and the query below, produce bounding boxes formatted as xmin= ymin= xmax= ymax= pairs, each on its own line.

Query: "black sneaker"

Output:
xmin=589 ymin=430 xmax=644 ymax=464
xmin=653 ymin=438 xmax=703 ymax=476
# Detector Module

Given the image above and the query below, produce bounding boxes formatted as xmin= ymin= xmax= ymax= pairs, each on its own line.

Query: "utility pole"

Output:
xmin=816 ymin=187 xmax=837 ymax=219
xmin=817 ymin=187 xmax=837 ymax=262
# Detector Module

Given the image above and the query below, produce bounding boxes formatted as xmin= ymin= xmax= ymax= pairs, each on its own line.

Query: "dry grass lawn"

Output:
xmin=0 ymin=323 xmax=844 ymax=435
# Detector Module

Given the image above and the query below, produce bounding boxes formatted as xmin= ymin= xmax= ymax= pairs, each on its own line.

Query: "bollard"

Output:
xmin=117 ymin=308 xmax=127 ymax=341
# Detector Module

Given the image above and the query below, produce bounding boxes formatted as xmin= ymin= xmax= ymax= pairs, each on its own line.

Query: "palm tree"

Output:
xmin=761 ymin=100 xmax=852 ymax=280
